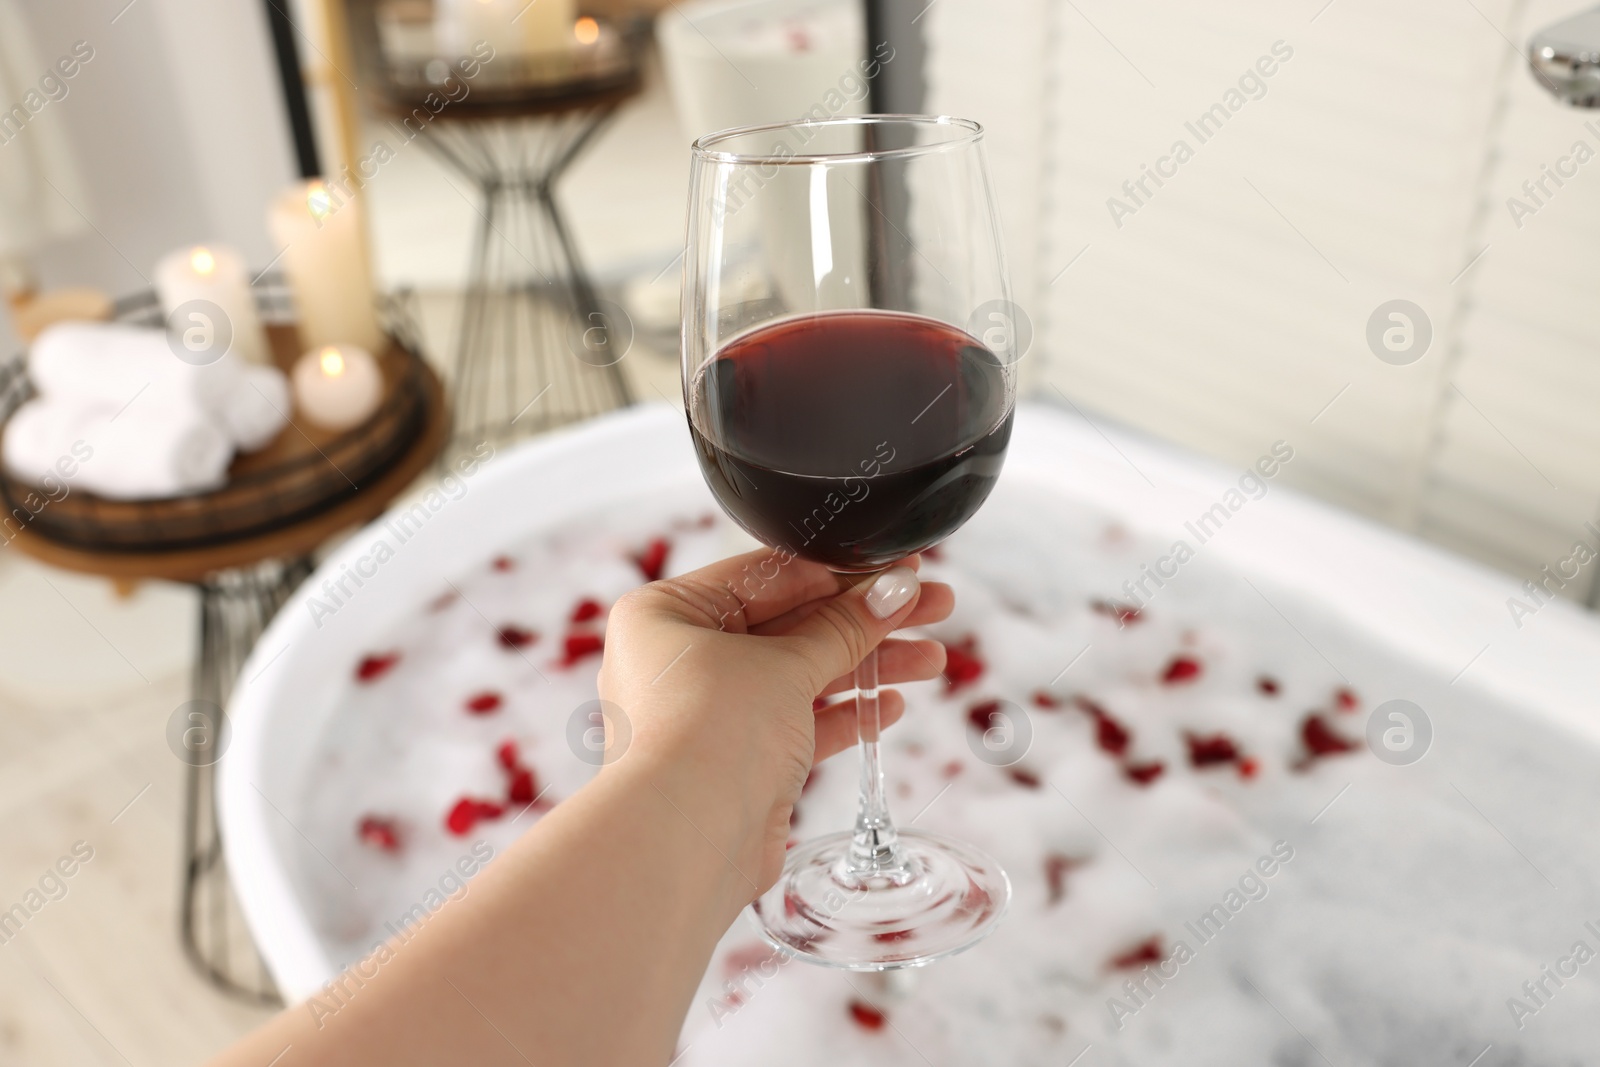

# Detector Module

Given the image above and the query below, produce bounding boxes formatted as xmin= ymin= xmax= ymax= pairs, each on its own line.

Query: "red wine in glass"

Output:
xmin=689 ymin=311 xmax=1013 ymax=571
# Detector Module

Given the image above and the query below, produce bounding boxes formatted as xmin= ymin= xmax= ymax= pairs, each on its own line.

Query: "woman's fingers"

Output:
xmin=749 ymin=580 xmax=954 ymax=637
xmin=782 ymin=566 xmax=924 ymax=692
xmin=814 ymin=638 xmax=946 ymax=698
xmin=637 ymin=549 xmax=925 ymax=632
xmin=812 ymin=689 xmax=906 ymax=764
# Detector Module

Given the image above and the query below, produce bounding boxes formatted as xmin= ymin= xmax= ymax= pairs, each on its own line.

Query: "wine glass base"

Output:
xmin=749 ymin=829 xmax=1011 ymax=971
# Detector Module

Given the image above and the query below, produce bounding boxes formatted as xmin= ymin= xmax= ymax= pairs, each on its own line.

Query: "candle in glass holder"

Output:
xmin=154 ymin=244 xmax=270 ymax=365
xmin=292 ymin=344 xmax=382 ymax=431
xmin=268 ymin=181 xmax=385 ymax=355
xmin=435 ymin=0 xmax=576 ymax=55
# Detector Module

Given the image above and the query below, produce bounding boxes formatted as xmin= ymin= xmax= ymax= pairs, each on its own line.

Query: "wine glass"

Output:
xmin=681 ymin=115 xmax=1019 ymax=970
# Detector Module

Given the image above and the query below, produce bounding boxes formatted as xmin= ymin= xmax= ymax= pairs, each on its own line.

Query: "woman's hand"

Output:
xmin=598 ymin=547 xmax=953 ymax=906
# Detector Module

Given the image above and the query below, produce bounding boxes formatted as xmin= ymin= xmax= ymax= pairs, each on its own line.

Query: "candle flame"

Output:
xmin=320 ymin=347 xmax=345 ymax=377
xmin=190 ymin=247 xmax=216 ymax=275
xmin=307 ymin=182 xmax=333 ymax=220
xmin=574 ymin=16 xmax=599 ymax=44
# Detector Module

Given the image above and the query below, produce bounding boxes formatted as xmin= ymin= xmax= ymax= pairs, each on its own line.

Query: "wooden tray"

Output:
xmin=0 ymin=318 xmax=438 ymax=555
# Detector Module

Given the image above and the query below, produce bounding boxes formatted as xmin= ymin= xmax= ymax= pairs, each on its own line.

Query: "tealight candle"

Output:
xmin=291 ymin=344 xmax=383 ymax=431
xmin=267 ymin=181 xmax=385 ymax=355
xmin=154 ymin=244 xmax=270 ymax=365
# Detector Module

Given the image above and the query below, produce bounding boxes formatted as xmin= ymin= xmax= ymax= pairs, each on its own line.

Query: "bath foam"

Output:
xmin=296 ymin=483 xmax=1600 ymax=1063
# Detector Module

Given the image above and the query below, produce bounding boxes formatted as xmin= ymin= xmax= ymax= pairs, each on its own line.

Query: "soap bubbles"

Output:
xmin=1366 ymin=698 xmax=1432 ymax=765
xmin=965 ymin=698 xmax=1033 ymax=767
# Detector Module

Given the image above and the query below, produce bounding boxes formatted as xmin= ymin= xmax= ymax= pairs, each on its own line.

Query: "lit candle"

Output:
xmin=267 ymin=180 xmax=385 ymax=356
xmin=154 ymin=244 xmax=270 ymax=365
xmin=435 ymin=0 xmax=577 ymax=56
xmin=291 ymin=344 xmax=383 ymax=431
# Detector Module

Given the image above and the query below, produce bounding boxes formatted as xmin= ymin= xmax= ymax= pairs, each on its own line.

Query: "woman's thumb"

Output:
xmin=786 ymin=566 xmax=921 ymax=690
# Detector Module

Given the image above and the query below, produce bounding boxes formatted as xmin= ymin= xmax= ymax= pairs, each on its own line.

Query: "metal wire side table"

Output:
xmin=355 ymin=10 xmax=643 ymax=451
xmin=0 ymin=284 xmax=449 ymax=1003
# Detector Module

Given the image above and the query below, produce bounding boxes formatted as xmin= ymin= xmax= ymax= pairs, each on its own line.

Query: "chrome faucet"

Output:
xmin=1530 ymin=5 xmax=1600 ymax=106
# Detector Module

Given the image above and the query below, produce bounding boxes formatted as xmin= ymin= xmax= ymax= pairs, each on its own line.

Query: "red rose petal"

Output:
xmin=1091 ymin=599 xmax=1143 ymax=626
xmin=445 ymin=797 xmax=505 ymax=836
xmin=355 ymin=652 xmax=400 ymax=682
xmin=491 ymin=555 xmax=515 ymax=572
xmin=723 ymin=943 xmax=779 ymax=978
xmin=496 ymin=740 xmax=521 ymax=772
xmin=633 ymin=538 xmax=671 ymax=582
xmin=966 ymin=699 xmax=1002 ymax=734
xmin=497 ymin=625 xmax=537 ymax=650
xmin=1076 ymin=697 xmax=1131 ymax=757
xmin=1032 ymin=690 xmax=1063 ymax=709
xmin=1185 ymin=731 xmax=1242 ymax=768
xmin=941 ymin=636 xmax=985 ymax=693
xmin=1124 ymin=760 xmax=1166 ymax=786
xmin=508 ymin=767 xmax=538 ymax=805
xmin=1110 ymin=936 xmax=1164 ymax=970
xmin=1161 ymin=656 xmax=1202 ymax=684
xmin=1238 ymin=756 xmax=1261 ymax=780
xmin=1008 ymin=767 xmax=1043 ymax=789
xmin=1257 ymin=675 xmax=1281 ymax=696
xmin=1045 ymin=853 xmax=1076 ymax=904
xmin=871 ymin=929 xmax=914 ymax=943
xmin=1335 ymin=687 xmax=1360 ymax=712
xmin=848 ymin=999 xmax=887 ymax=1031
xmin=941 ymin=760 xmax=964 ymax=779
xmin=1302 ymin=714 xmax=1358 ymax=758
xmin=465 ymin=691 xmax=503 ymax=715
xmin=560 ymin=632 xmax=605 ymax=666
xmin=357 ymin=816 xmax=400 ymax=852
xmin=1093 ymin=713 xmax=1131 ymax=757
xmin=570 ymin=598 xmax=604 ymax=624
xmin=427 ymin=591 xmax=457 ymax=612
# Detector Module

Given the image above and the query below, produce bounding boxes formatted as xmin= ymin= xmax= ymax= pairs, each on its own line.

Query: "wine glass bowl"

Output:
xmin=687 ymin=308 xmax=1013 ymax=572
xmin=682 ymin=115 xmax=1018 ymax=969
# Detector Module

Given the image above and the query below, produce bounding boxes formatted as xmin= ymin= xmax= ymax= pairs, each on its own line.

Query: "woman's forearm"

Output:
xmin=209 ymin=552 xmax=942 ymax=1067
xmin=211 ymin=746 xmax=753 ymax=1067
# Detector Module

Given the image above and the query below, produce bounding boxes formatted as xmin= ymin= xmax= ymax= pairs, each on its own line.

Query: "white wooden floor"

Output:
xmin=0 ymin=563 xmax=276 ymax=1066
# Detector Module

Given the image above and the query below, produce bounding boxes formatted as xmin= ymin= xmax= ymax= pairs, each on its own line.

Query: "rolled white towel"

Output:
xmin=4 ymin=397 xmax=232 ymax=500
xmin=29 ymin=320 xmax=243 ymax=414
xmin=75 ymin=404 xmax=232 ymax=500
xmin=1 ymin=399 xmax=91 ymax=490
xmin=219 ymin=364 xmax=291 ymax=453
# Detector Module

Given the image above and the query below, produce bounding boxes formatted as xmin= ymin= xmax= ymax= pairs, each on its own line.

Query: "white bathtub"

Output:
xmin=222 ymin=401 xmax=1600 ymax=1011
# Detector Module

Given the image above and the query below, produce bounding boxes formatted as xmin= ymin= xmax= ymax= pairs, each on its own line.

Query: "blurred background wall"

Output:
xmin=1 ymin=0 xmax=1596 ymax=602
xmin=4 ymin=0 xmax=294 ymax=309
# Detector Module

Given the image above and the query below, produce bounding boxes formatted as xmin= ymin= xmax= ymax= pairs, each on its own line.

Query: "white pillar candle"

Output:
xmin=436 ymin=0 xmax=577 ymax=56
xmin=267 ymin=181 xmax=385 ymax=356
xmin=154 ymin=245 xmax=270 ymax=366
xmin=291 ymin=344 xmax=383 ymax=431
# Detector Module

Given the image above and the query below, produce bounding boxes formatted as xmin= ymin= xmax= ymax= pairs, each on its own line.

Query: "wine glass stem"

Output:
xmin=846 ymin=647 xmax=913 ymax=881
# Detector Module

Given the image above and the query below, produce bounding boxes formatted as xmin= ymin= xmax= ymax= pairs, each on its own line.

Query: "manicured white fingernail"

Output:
xmin=865 ymin=566 xmax=919 ymax=619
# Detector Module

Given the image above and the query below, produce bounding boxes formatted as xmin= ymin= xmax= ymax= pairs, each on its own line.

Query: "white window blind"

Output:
xmin=926 ymin=0 xmax=1600 ymax=603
